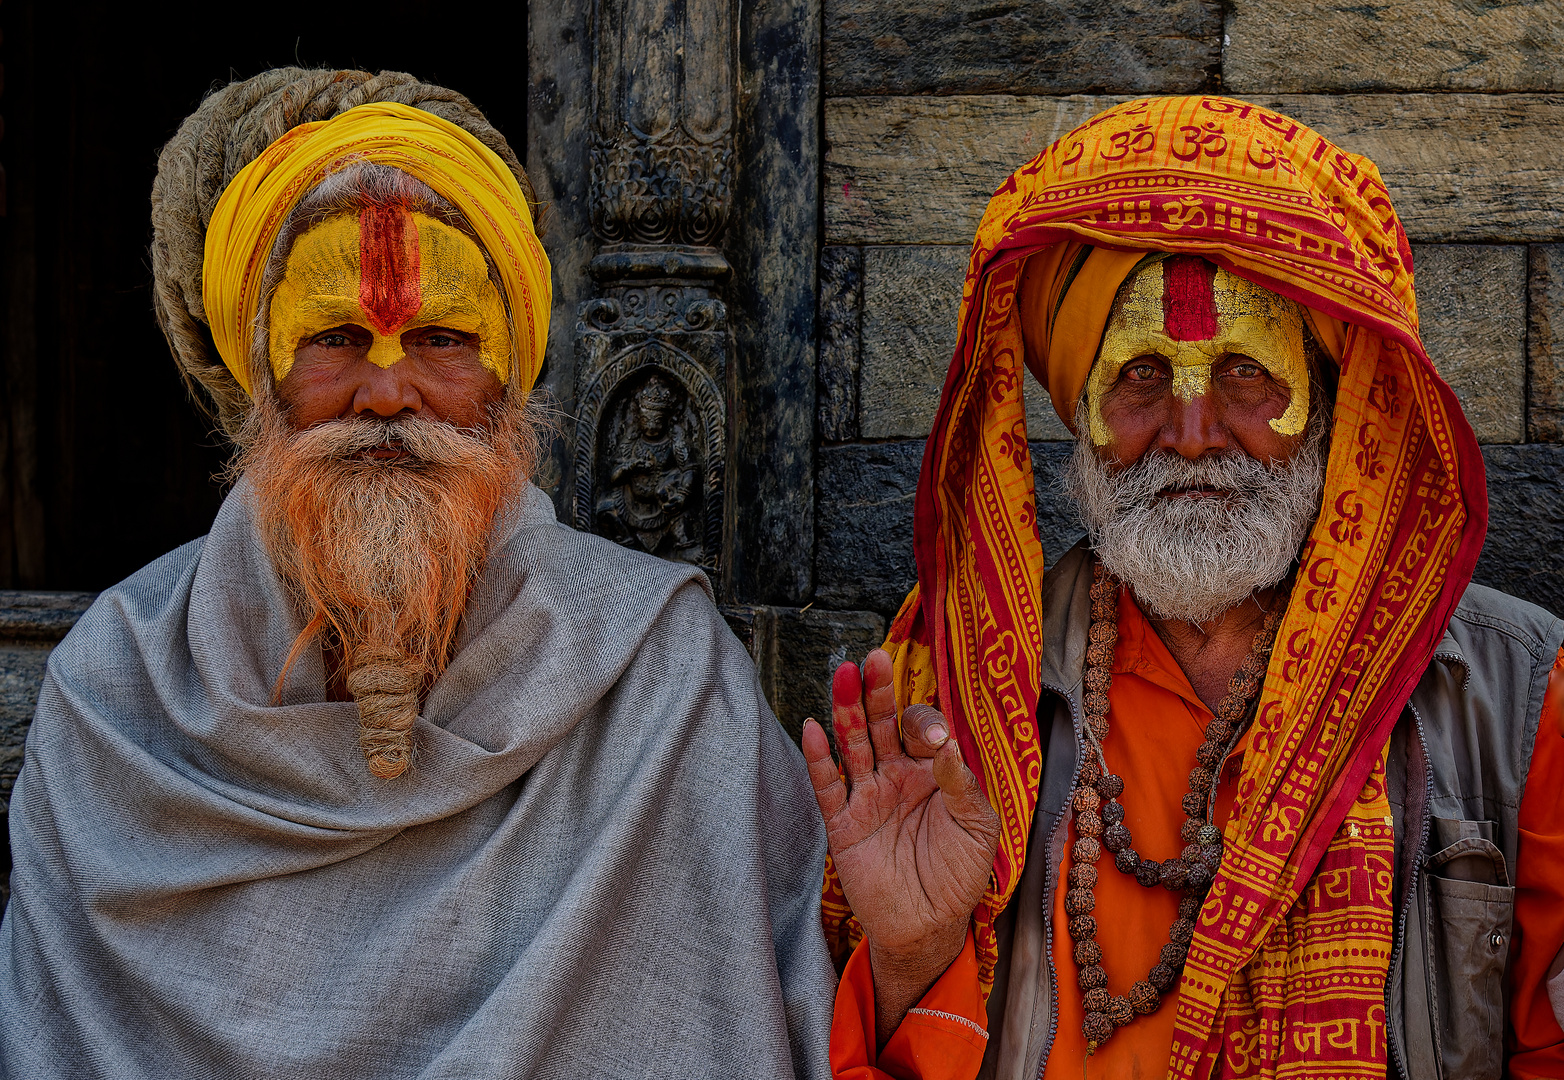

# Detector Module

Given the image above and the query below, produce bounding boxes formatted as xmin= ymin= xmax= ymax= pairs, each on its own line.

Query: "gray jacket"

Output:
xmin=980 ymin=542 xmax=1564 ymax=1080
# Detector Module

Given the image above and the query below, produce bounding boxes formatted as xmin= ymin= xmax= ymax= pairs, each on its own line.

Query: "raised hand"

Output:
xmin=801 ymin=648 xmax=1000 ymax=1040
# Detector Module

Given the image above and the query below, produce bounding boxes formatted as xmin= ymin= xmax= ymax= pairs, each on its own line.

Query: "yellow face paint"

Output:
xmin=1086 ymin=256 xmax=1309 ymax=446
xmin=267 ymin=207 xmax=512 ymax=385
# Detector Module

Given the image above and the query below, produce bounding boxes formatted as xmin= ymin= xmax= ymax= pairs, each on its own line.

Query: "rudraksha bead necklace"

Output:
xmin=1067 ymin=560 xmax=1289 ymax=1054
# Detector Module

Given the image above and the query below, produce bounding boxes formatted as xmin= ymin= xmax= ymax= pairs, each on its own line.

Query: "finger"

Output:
xmin=861 ymin=649 xmax=905 ymax=766
xmin=931 ymin=739 xmax=1001 ymax=841
xmin=899 ymin=703 xmax=951 ymax=761
xmin=830 ymin=662 xmax=876 ymax=785
xmin=801 ymin=719 xmax=848 ymax=820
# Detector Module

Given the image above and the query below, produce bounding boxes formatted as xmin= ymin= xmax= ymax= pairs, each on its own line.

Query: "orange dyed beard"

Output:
xmin=236 ymin=392 xmax=536 ymax=778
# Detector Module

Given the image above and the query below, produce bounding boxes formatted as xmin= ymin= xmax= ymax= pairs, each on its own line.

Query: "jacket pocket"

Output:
xmin=1422 ymin=830 xmax=1513 ymax=1080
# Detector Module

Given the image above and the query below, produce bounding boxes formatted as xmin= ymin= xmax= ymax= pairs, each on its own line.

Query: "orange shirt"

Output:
xmin=829 ymin=619 xmax=1564 ymax=1080
xmin=1042 ymin=591 xmax=1248 ymax=1080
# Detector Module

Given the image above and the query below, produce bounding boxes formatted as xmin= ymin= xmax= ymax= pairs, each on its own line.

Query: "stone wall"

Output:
xmin=0 ymin=592 xmax=94 ymax=908
xmin=815 ymin=0 xmax=1564 ymax=643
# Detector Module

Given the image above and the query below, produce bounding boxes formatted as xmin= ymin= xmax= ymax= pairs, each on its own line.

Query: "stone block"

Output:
xmin=825 ymin=0 xmax=1220 ymax=96
xmin=816 ymin=442 xmax=922 ymax=613
xmin=1410 ymin=245 xmax=1527 ymax=444
xmin=770 ymin=608 xmax=888 ymax=744
xmin=727 ymin=0 xmax=822 ymax=604
xmin=859 ymin=245 xmax=1070 ymax=441
xmin=827 ymin=94 xmax=1125 ymax=246
xmin=1530 ymin=245 xmax=1564 ymax=441
xmin=719 ymin=604 xmax=886 ymax=745
xmin=816 ymin=441 xmax=1084 ymax=614
xmin=1474 ymin=446 xmax=1564 ymax=617
xmin=1227 ymin=0 xmax=1564 ymax=94
xmin=818 ymin=246 xmax=863 ymax=443
xmin=826 ymin=93 xmax=1564 ymax=245
xmin=0 ymin=590 xmax=94 ymax=910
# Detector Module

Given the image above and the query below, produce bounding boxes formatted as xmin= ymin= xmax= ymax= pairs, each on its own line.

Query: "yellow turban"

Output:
xmin=202 ymin=101 xmax=551 ymax=396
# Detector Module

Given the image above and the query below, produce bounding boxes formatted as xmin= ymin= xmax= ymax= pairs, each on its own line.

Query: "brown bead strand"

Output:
xmin=1067 ymin=561 xmax=1290 ymax=1055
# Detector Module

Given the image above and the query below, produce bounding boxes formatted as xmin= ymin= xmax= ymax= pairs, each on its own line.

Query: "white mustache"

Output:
xmin=286 ymin=414 xmax=494 ymax=469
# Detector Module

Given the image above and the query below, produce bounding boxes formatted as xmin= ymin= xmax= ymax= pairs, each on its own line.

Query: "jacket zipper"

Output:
xmin=1384 ymin=704 xmax=1433 ymax=1080
xmin=1035 ymin=679 xmax=1084 ymax=1079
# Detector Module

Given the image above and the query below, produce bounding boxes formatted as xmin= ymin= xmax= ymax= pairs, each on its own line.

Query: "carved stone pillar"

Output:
xmin=573 ymin=0 xmax=736 ymax=581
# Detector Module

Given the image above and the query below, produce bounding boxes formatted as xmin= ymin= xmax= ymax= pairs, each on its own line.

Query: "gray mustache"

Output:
xmin=1098 ymin=449 xmax=1283 ymax=509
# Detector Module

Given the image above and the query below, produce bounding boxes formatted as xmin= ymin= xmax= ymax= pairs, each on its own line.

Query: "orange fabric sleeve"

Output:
xmin=1506 ymin=647 xmax=1564 ymax=1078
xmin=830 ymin=930 xmax=989 ymax=1080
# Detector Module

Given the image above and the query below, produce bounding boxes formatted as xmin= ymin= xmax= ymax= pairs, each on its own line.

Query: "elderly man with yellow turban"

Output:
xmin=807 ymin=97 xmax=1564 ymax=1080
xmin=0 ymin=69 xmax=835 ymax=1078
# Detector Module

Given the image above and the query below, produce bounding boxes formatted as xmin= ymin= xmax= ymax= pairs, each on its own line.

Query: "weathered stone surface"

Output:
xmin=826 ymin=94 xmax=1564 ymax=245
xmin=1 ymin=590 xmax=94 ymax=909
xmin=827 ymin=94 xmax=1122 ymax=246
xmin=1410 ymin=244 xmax=1526 ymax=444
xmin=758 ymin=607 xmax=888 ymax=744
xmin=1530 ymin=245 xmax=1564 ymax=441
xmin=816 ymin=442 xmax=921 ymax=613
xmin=824 ymin=0 xmax=1220 ymax=97
xmin=818 ymin=246 xmax=863 ymax=443
xmin=528 ymin=0 xmax=596 ymax=508
xmin=1227 ymin=0 xmax=1564 ymax=94
xmin=726 ymin=0 xmax=821 ymax=603
xmin=859 ymin=245 xmax=1070 ymax=441
xmin=1474 ymin=446 xmax=1564 ymax=617
xmin=816 ymin=441 xmax=1083 ymax=613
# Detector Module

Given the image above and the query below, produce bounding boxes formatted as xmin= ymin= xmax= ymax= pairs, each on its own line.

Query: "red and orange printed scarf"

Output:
xmin=820 ymin=95 xmax=1486 ymax=1079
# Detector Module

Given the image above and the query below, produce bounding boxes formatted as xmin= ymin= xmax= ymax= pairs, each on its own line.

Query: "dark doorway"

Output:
xmin=0 ymin=1 xmax=528 ymax=590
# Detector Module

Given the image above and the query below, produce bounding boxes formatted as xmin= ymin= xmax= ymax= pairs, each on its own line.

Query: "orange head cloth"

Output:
xmin=819 ymin=96 xmax=1487 ymax=1080
xmin=202 ymin=100 xmax=550 ymax=396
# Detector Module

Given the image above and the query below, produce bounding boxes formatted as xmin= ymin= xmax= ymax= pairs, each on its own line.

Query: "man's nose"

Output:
xmin=351 ymin=361 xmax=423 ymax=417
xmin=1159 ymin=391 xmax=1230 ymax=460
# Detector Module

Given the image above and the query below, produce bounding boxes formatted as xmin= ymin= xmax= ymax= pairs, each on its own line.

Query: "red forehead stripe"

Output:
xmin=359 ymin=204 xmax=422 ymax=337
xmin=1162 ymin=255 xmax=1218 ymax=342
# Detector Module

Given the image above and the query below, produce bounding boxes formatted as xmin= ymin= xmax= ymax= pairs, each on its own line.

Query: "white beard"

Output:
xmin=1061 ymin=412 xmax=1329 ymax=624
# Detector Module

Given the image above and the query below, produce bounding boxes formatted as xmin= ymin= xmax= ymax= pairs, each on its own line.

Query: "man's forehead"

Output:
xmin=1114 ymin=255 xmax=1292 ymax=337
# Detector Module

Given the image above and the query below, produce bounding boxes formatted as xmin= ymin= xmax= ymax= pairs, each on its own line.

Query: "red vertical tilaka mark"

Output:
xmin=1162 ymin=255 xmax=1218 ymax=341
xmin=358 ymin=204 xmax=422 ymax=337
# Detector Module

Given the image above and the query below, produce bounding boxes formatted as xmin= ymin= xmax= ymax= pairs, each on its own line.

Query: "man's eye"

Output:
xmin=1124 ymin=362 xmax=1161 ymax=382
xmin=1229 ymin=363 xmax=1263 ymax=378
xmin=315 ymin=332 xmax=351 ymax=348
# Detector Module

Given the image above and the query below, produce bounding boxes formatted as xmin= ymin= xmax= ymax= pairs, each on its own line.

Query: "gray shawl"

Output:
xmin=0 ymin=481 xmax=835 ymax=1079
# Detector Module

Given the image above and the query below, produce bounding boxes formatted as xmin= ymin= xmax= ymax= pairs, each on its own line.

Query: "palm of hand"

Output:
xmin=825 ymin=751 xmax=996 ymax=954
xmin=802 ymin=652 xmax=1001 ymax=966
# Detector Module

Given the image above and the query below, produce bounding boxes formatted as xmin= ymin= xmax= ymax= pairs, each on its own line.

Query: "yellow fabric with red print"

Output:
xmin=821 ymin=95 xmax=1488 ymax=1080
xmin=202 ymin=101 xmax=550 ymax=396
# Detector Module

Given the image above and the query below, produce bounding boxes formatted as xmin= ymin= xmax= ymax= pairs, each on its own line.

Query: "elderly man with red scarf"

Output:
xmin=809 ymin=96 xmax=1564 ymax=1080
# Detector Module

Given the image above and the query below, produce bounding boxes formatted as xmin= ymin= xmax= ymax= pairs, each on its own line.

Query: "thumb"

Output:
xmin=931 ymin=738 xmax=1000 ymax=841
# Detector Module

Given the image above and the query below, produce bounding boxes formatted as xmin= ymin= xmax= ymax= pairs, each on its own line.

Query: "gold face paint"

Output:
xmin=1085 ymin=257 xmax=1309 ymax=446
xmin=267 ymin=208 xmax=512 ymax=385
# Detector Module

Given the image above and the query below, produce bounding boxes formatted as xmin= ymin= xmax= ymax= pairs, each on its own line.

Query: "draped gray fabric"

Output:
xmin=0 ymin=481 xmax=836 ymax=1079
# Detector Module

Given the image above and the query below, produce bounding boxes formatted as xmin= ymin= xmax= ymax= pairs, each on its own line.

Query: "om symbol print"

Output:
xmin=1101 ymin=123 xmax=1156 ymax=162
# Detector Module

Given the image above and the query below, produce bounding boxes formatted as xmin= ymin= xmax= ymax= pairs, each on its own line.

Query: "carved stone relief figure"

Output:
xmin=594 ymin=370 xmax=703 ymax=560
